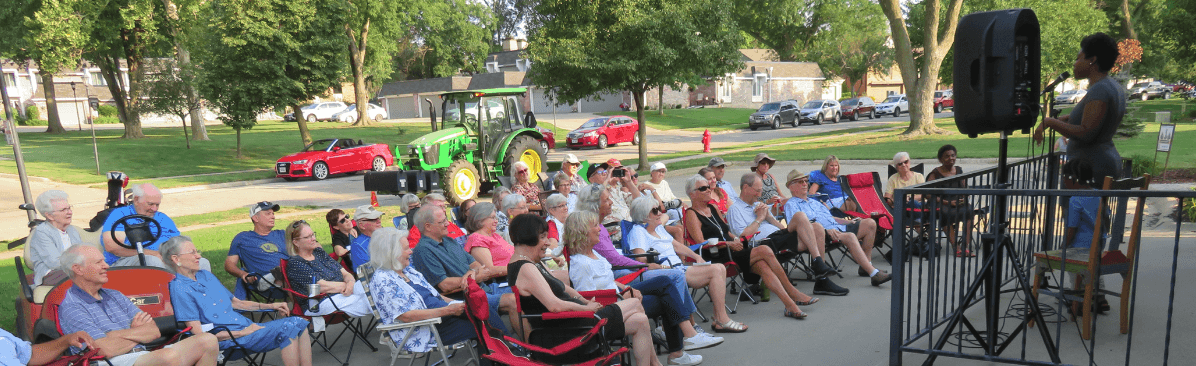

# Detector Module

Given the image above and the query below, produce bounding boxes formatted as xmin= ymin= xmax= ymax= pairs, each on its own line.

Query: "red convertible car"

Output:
xmin=276 ymin=138 xmax=393 ymax=180
xmin=566 ymin=115 xmax=640 ymax=149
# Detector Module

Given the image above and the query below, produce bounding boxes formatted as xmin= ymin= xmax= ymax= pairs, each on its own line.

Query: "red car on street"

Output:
xmin=566 ymin=115 xmax=640 ymax=149
xmin=536 ymin=126 xmax=556 ymax=152
xmin=933 ymin=90 xmax=954 ymax=113
xmin=276 ymin=138 xmax=393 ymax=180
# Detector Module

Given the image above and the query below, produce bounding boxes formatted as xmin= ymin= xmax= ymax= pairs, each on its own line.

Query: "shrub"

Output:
xmin=1188 ymin=109 xmax=1196 ymax=120
xmin=94 ymin=116 xmax=121 ymax=124
xmin=97 ymin=104 xmax=118 ymax=117
xmin=1130 ymin=154 xmax=1159 ymax=177
xmin=1182 ymin=188 xmax=1196 ymax=222
xmin=18 ymin=119 xmax=47 ymax=126
xmin=1116 ymin=105 xmax=1144 ymax=138
xmin=24 ymin=105 xmax=39 ymax=121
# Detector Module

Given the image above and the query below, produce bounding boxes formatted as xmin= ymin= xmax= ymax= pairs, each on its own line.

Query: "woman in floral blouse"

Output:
xmin=367 ymin=227 xmax=496 ymax=352
xmin=511 ymin=161 xmax=543 ymax=211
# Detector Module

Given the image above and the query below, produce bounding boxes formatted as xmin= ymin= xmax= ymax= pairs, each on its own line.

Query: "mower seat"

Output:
xmin=33 ymin=285 xmax=55 ymax=304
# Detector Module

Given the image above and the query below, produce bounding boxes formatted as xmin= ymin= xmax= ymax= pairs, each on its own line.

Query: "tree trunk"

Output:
xmin=121 ymin=53 xmax=146 ymax=139
xmin=235 ymin=127 xmax=242 ymax=158
xmin=633 ymin=88 xmax=648 ymax=171
xmin=347 ymin=21 xmax=372 ymax=126
xmin=880 ymin=0 xmax=961 ymax=136
xmin=657 ymin=86 xmax=665 ymax=115
xmin=179 ymin=112 xmax=190 ymax=149
xmin=40 ymin=71 xmax=66 ymax=133
xmin=294 ymin=104 xmax=312 ymax=146
xmin=97 ymin=56 xmax=132 ymax=127
xmin=1120 ymin=0 xmax=1138 ymax=40
xmin=177 ymin=46 xmax=208 ymax=140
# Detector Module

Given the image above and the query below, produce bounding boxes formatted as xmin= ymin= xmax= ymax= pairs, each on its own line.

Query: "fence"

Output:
xmin=888 ymin=152 xmax=1196 ymax=365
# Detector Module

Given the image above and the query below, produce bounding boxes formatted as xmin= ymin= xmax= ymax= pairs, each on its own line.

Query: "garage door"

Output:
xmin=576 ymin=92 xmax=623 ymax=113
xmin=386 ymin=96 xmax=417 ymax=118
xmin=530 ymin=89 xmax=571 ymax=115
xmin=51 ymin=101 xmax=84 ymax=128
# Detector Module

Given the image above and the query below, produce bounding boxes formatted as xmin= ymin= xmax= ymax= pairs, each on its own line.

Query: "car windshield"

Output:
xmin=934 ymin=92 xmax=944 ymax=98
xmin=802 ymin=101 xmax=822 ymax=109
xmin=580 ymin=118 xmax=607 ymax=129
xmin=302 ymin=104 xmax=317 ymax=110
xmin=343 ymin=105 xmax=357 ymax=111
xmin=884 ymin=96 xmax=903 ymax=103
xmin=1132 ymin=83 xmax=1151 ymax=89
xmin=842 ymin=99 xmax=857 ymax=106
xmin=303 ymin=139 xmax=336 ymax=152
xmin=757 ymin=103 xmax=780 ymax=112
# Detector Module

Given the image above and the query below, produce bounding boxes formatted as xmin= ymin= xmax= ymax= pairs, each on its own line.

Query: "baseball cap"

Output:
xmin=606 ymin=158 xmax=623 ymax=167
xmin=786 ymin=170 xmax=809 ymax=185
xmin=708 ymin=157 xmax=729 ymax=168
xmin=249 ymin=201 xmax=280 ymax=218
xmin=354 ymin=205 xmax=385 ymax=220
xmin=650 ymin=162 xmax=667 ymax=172
xmin=563 ymin=154 xmax=581 ymax=164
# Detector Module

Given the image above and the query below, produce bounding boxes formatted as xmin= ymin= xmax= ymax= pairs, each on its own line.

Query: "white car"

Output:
xmin=298 ymin=101 xmax=348 ymax=122
xmin=1054 ymin=89 xmax=1087 ymax=104
xmin=333 ymin=103 xmax=386 ymax=122
xmin=875 ymin=94 xmax=909 ymax=117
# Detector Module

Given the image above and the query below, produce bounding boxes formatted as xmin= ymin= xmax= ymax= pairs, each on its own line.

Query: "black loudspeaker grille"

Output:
xmin=953 ymin=9 xmax=1041 ymax=137
xmin=364 ymin=171 xmax=412 ymax=194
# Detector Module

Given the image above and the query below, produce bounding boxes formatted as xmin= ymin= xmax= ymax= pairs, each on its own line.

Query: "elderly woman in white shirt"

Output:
xmin=626 ymin=196 xmax=746 ymax=333
xmin=552 ymin=173 xmax=579 ymax=213
xmin=543 ymin=193 xmax=569 ymax=258
xmin=28 ymin=190 xmax=83 ymax=287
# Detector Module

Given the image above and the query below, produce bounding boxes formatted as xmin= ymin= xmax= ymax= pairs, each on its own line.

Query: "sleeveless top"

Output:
xmin=758 ymin=173 xmax=780 ymax=203
xmin=507 ymin=259 xmax=585 ymax=316
xmin=688 ymin=204 xmax=731 ymax=242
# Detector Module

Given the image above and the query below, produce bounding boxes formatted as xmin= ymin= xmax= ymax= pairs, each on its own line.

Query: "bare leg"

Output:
xmin=857 ymin=219 xmax=877 ymax=259
xmin=685 ymin=264 xmax=737 ymax=325
xmin=499 ymin=293 xmax=522 ymax=339
xmin=749 ymin=246 xmax=807 ymax=314
xmin=615 ymin=299 xmax=662 ymax=366
xmin=280 ymin=331 xmax=313 ymax=366
xmin=785 ymin=212 xmax=823 ymax=256
xmin=835 ymin=230 xmax=876 ymax=273
xmin=134 ymin=332 xmax=219 ymax=366
xmin=298 ymin=331 xmax=312 ymax=366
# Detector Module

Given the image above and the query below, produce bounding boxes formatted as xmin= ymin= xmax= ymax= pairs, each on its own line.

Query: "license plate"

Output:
xmin=277 ymin=167 xmax=287 ymax=174
xmin=571 ymin=138 xmax=579 ymax=143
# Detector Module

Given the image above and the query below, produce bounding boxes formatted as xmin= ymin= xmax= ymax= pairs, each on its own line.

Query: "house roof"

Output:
xmin=379 ymin=72 xmax=528 ymax=97
xmin=487 ymin=50 xmax=524 ymax=67
xmin=33 ymin=81 xmax=116 ymax=101
xmin=739 ymin=49 xmax=780 ymax=62
xmin=466 ymin=72 xmax=526 ymax=90
xmin=737 ymin=61 xmax=824 ymax=79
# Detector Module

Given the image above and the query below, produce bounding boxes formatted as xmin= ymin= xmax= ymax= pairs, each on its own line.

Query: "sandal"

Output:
xmin=784 ymin=310 xmax=807 ymax=320
xmin=955 ymin=250 xmax=963 ymax=258
xmin=965 ymin=250 xmax=976 ymax=257
xmin=712 ymin=320 xmax=748 ymax=333
xmin=795 ymin=297 xmax=820 ymax=306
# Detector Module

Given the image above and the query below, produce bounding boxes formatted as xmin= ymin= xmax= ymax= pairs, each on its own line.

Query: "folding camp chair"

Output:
xmin=680 ymin=212 xmax=756 ymax=318
xmin=465 ymin=279 xmax=626 ymax=366
xmin=278 ymin=258 xmax=378 ymax=366
xmin=234 ymin=258 xmax=288 ymax=322
xmin=1031 ymin=175 xmax=1150 ymax=340
xmin=840 ymin=172 xmax=900 ymax=263
xmin=357 ymin=263 xmax=478 ymax=366
xmin=205 ymin=322 xmax=273 ymax=366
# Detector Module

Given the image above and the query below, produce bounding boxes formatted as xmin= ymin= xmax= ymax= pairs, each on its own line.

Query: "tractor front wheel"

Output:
xmin=444 ymin=160 xmax=480 ymax=205
xmin=506 ymin=135 xmax=546 ymax=183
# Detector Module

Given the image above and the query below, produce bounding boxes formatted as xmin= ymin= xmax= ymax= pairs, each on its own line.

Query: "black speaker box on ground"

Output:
xmin=953 ymin=9 xmax=1041 ymax=137
xmin=364 ymin=171 xmax=412 ymax=194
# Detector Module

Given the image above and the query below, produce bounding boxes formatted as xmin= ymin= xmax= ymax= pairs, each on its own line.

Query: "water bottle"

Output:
xmin=307 ymin=276 xmax=321 ymax=313
xmin=760 ymin=286 xmax=771 ymax=302
xmin=706 ymin=238 xmax=718 ymax=254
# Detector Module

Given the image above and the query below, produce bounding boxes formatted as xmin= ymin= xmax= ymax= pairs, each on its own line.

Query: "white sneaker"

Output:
xmin=654 ymin=325 xmax=665 ymax=341
xmin=683 ymin=332 xmax=724 ymax=351
xmin=668 ymin=352 xmax=703 ymax=366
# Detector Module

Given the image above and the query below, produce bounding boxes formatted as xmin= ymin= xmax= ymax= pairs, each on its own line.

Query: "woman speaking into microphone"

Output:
xmin=1033 ymin=32 xmax=1125 ymax=184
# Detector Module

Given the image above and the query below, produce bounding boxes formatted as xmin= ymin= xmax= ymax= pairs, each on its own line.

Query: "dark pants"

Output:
xmin=631 ymin=275 xmax=686 ymax=353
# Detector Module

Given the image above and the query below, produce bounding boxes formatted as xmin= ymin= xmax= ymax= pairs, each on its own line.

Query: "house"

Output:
xmin=643 ymin=49 xmax=835 ymax=110
xmin=2 ymin=59 xmax=129 ymax=127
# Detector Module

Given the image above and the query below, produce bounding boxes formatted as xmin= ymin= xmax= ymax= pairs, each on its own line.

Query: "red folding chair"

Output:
xmin=841 ymin=172 xmax=897 ymax=262
xmin=278 ymin=258 xmax=378 ymax=366
xmin=464 ymin=278 xmax=626 ymax=366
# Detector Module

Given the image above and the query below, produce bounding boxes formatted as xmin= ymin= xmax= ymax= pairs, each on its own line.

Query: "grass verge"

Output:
xmin=0 ymin=121 xmax=433 ymax=187
xmin=598 ymin=108 xmax=756 ymax=132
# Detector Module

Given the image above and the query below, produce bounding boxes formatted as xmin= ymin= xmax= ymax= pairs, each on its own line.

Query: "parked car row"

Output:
xmin=1054 ymin=89 xmax=1088 ymax=104
xmin=282 ymin=101 xmax=387 ymax=122
xmin=1128 ymin=81 xmax=1173 ymax=101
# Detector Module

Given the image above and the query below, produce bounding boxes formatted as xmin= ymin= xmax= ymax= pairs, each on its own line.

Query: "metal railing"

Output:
xmin=889 ymin=152 xmax=1196 ymax=365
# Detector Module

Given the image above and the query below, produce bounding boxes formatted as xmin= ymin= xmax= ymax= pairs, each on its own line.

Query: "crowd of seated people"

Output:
xmin=20 ymin=146 xmax=1016 ymax=366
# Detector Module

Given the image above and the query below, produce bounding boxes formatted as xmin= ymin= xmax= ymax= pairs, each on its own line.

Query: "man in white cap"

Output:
xmin=708 ymin=157 xmax=737 ymax=196
xmin=558 ymin=153 xmax=587 ymax=187
xmin=642 ymin=162 xmax=686 ymax=223
xmin=225 ymin=201 xmax=289 ymax=298
xmin=783 ymin=170 xmax=891 ymax=287
xmin=350 ymin=205 xmax=385 ymax=268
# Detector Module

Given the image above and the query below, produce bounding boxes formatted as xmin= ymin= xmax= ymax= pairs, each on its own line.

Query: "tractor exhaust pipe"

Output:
xmin=425 ymin=98 xmax=438 ymax=132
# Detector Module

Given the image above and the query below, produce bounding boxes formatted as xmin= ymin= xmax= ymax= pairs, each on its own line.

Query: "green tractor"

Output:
xmin=394 ymin=88 xmax=547 ymax=204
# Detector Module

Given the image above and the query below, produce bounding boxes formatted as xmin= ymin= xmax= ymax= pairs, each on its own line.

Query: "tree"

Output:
xmin=1152 ymin=0 xmax=1196 ymax=81
xmin=415 ymin=0 xmax=493 ymax=78
xmin=1 ymin=0 xmax=91 ymax=134
xmin=196 ymin=0 xmax=348 ymax=154
xmin=730 ymin=0 xmax=823 ymax=62
xmin=141 ymin=59 xmax=199 ymax=148
xmin=879 ymin=0 xmax=963 ymax=136
xmin=528 ymin=0 xmax=743 ymax=169
xmin=84 ymin=0 xmax=171 ymax=139
xmin=161 ymin=0 xmax=209 ymax=140
xmin=807 ymin=0 xmax=893 ymax=97
xmin=487 ymin=0 xmax=536 ymax=45
xmin=344 ymin=0 xmax=404 ymax=126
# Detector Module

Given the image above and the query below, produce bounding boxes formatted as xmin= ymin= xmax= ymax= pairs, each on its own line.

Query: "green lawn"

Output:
xmin=597 ymin=108 xmax=756 ymax=132
xmin=0 ymin=204 xmax=414 ymax=331
xmin=0 ymin=121 xmax=433 ymax=188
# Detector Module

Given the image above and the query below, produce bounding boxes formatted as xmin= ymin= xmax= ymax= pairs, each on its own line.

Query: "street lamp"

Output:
xmin=70 ymin=81 xmax=82 ymax=131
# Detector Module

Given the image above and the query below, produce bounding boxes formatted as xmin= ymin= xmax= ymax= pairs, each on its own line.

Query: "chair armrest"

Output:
xmin=501 ymin=318 xmax=610 ymax=356
xmin=280 ymin=287 xmax=330 ymax=301
xmin=376 ymin=317 xmax=442 ymax=331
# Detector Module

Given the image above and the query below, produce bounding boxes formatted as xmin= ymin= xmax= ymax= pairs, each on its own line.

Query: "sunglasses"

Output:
xmin=517 ymin=168 xmax=528 ymax=173
xmin=650 ymin=207 xmax=665 ymax=215
xmin=289 ymin=220 xmax=307 ymax=229
xmin=899 ymin=160 xmax=911 ymax=166
xmin=695 ymin=186 xmax=712 ymax=192
xmin=338 ymin=217 xmax=349 ymax=224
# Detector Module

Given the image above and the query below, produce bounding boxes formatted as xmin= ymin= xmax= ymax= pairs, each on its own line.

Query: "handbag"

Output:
xmin=44 ymin=347 xmax=111 ymax=366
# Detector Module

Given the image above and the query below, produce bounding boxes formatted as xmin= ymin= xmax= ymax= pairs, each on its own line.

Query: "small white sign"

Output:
xmin=1157 ymin=123 xmax=1175 ymax=152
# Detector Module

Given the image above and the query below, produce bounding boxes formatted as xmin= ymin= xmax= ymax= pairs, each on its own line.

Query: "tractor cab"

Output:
xmin=392 ymin=88 xmax=546 ymax=204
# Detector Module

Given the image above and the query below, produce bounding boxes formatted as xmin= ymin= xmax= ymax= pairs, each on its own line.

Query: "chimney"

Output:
xmin=517 ymin=39 xmax=528 ymax=50
xmin=503 ymin=37 xmax=518 ymax=52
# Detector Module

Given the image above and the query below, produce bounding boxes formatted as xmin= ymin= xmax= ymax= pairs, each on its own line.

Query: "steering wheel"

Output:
xmin=109 ymin=214 xmax=162 ymax=250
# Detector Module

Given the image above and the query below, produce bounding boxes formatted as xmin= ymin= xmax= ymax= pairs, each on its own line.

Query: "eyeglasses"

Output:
xmin=360 ymin=218 xmax=380 ymax=223
xmin=174 ymin=250 xmax=200 ymax=257
xmin=301 ymin=233 xmax=317 ymax=240
xmin=899 ymin=160 xmax=911 ymax=166
xmin=695 ymin=186 xmax=712 ymax=192
xmin=650 ymin=207 xmax=665 ymax=215
xmin=792 ymin=179 xmax=809 ymax=185
xmin=517 ymin=168 xmax=528 ymax=174
xmin=596 ymin=169 xmax=608 ymax=174
xmin=55 ymin=206 xmax=73 ymax=213
xmin=551 ymin=204 xmax=567 ymax=210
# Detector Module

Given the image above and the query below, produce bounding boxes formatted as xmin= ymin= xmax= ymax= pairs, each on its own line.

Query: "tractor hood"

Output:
xmin=408 ymin=127 xmax=467 ymax=148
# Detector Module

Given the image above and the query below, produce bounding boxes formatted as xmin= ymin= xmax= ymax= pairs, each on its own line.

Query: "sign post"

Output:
xmin=1155 ymin=123 xmax=1175 ymax=178
xmin=89 ymin=97 xmax=101 ymax=175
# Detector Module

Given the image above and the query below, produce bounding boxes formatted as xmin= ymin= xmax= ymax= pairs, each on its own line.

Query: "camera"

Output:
xmin=663 ymin=199 xmax=683 ymax=210
xmin=611 ymin=168 xmax=626 ymax=178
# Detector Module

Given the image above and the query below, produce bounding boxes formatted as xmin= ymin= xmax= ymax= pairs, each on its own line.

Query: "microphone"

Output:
xmin=1042 ymin=72 xmax=1070 ymax=95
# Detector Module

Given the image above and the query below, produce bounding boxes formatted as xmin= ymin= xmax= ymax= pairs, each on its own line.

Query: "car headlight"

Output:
xmin=291 ymin=160 xmax=307 ymax=165
xmin=585 ymin=131 xmax=597 ymax=137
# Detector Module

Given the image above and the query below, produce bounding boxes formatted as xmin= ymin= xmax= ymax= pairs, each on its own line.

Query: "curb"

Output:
xmin=161 ymin=178 xmax=284 ymax=194
xmin=0 ymin=173 xmax=51 ymax=182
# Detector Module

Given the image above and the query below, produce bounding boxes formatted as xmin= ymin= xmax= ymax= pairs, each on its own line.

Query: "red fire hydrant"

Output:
xmin=702 ymin=129 xmax=712 ymax=153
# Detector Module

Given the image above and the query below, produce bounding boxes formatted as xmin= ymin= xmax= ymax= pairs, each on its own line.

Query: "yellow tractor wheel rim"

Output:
xmin=452 ymin=168 xmax=478 ymax=199
xmin=521 ymin=149 xmax=542 ymax=183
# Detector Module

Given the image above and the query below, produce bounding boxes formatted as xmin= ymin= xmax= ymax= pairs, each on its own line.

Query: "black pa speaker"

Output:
xmin=364 ymin=170 xmax=413 ymax=194
xmin=953 ymin=9 xmax=1041 ymax=137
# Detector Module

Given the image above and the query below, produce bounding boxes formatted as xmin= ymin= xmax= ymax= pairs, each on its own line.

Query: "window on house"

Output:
xmin=2 ymin=73 xmax=15 ymax=88
xmin=89 ymin=72 xmax=107 ymax=86
xmin=753 ymin=75 xmax=765 ymax=97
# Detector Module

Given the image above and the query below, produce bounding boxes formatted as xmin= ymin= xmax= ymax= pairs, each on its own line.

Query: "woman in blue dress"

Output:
xmin=161 ymin=236 xmax=312 ymax=366
xmin=1034 ymin=32 xmax=1127 ymax=183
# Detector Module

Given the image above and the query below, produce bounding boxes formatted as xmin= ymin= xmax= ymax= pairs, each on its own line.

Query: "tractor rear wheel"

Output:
xmin=506 ymin=135 xmax=546 ymax=183
xmin=444 ymin=160 xmax=480 ymax=205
